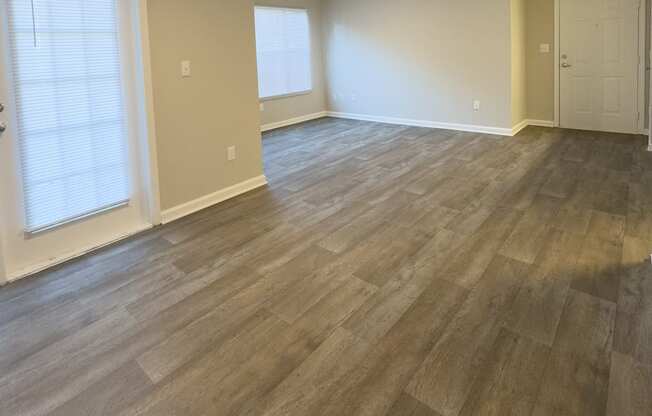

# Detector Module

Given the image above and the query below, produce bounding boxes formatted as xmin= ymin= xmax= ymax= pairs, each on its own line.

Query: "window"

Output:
xmin=6 ymin=0 xmax=131 ymax=232
xmin=254 ymin=7 xmax=311 ymax=100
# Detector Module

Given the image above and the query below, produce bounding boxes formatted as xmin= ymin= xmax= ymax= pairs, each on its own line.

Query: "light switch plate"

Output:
xmin=227 ymin=146 xmax=236 ymax=161
xmin=181 ymin=60 xmax=191 ymax=77
xmin=539 ymin=44 xmax=550 ymax=53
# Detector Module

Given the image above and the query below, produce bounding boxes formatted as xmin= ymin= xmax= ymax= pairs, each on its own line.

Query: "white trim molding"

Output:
xmin=135 ymin=0 xmax=162 ymax=226
xmin=512 ymin=120 xmax=556 ymax=136
xmin=327 ymin=111 xmax=516 ymax=136
xmin=161 ymin=175 xmax=268 ymax=224
xmin=554 ymin=0 xmax=560 ymax=127
xmin=261 ymin=111 xmax=328 ymax=132
xmin=0 ymin=238 xmax=7 ymax=286
xmin=511 ymin=120 xmax=529 ymax=136
xmin=327 ymin=112 xmax=556 ymax=137
xmin=4 ymin=175 xmax=269 ymax=284
xmin=637 ymin=0 xmax=646 ymax=134
xmin=527 ymin=119 xmax=556 ymax=128
xmin=4 ymin=223 xmax=152 ymax=284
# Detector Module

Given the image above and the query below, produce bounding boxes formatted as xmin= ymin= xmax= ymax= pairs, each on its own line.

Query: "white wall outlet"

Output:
xmin=351 ymin=93 xmax=357 ymax=102
xmin=227 ymin=146 xmax=236 ymax=161
xmin=539 ymin=43 xmax=550 ymax=53
xmin=473 ymin=100 xmax=481 ymax=111
xmin=181 ymin=60 xmax=191 ymax=77
xmin=259 ymin=103 xmax=265 ymax=111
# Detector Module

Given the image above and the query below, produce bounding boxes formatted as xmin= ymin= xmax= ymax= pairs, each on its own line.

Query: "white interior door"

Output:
xmin=560 ymin=0 xmax=640 ymax=133
xmin=0 ymin=0 xmax=151 ymax=281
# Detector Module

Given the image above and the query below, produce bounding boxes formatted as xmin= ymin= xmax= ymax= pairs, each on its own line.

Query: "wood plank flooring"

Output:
xmin=1 ymin=117 xmax=652 ymax=415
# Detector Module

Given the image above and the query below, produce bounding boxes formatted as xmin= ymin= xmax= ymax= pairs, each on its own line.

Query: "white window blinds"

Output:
xmin=6 ymin=0 xmax=131 ymax=233
xmin=254 ymin=7 xmax=311 ymax=99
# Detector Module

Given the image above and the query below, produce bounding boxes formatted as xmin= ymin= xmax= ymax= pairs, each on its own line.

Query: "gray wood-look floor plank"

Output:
xmin=48 ymin=361 xmax=154 ymax=416
xmin=388 ymin=393 xmax=444 ymax=416
xmin=532 ymin=289 xmax=616 ymax=416
xmin=503 ymin=229 xmax=583 ymax=346
xmin=606 ymin=351 xmax=652 ymax=416
xmin=614 ymin=260 xmax=652 ymax=366
xmin=305 ymin=277 xmax=468 ymax=416
xmin=405 ymin=255 xmax=529 ymax=416
xmin=254 ymin=327 xmax=372 ymax=416
xmin=458 ymin=328 xmax=550 ymax=416
xmin=571 ymin=235 xmax=623 ymax=303
xmin=0 ymin=118 xmax=649 ymax=415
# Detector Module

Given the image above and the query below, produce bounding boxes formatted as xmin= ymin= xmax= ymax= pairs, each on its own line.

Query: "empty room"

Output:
xmin=0 ymin=0 xmax=651 ymax=415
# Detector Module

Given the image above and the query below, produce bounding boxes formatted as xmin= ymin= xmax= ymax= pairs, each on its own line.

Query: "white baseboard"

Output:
xmin=510 ymin=119 xmax=556 ymax=136
xmin=327 ymin=111 xmax=515 ymax=136
xmin=261 ymin=111 xmax=328 ymax=132
xmin=526 ymin=119 xmax=556 ymax=128
xmin=264 ymin=111 xmax=557 ymax=137
xmin=3 ymin=175 xmax=268 ymax=284
xmin=161 ymin=175 xmax=268 ymax=224
xmin=511 ymin=119 xmax=529 ymax=136
xmin=4 ymin=223 xmax=153 ymax=285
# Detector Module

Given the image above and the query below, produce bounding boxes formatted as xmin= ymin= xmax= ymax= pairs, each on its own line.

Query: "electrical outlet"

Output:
xmin=181 ymin=60 xmax=191 ymax=77
xmin=227 ymin=146 xmax=236 ymax=161
xmin=539 ymin=43 xmax=550 ymax=53
xmin=473 ymin=100 xmax=481 ymax=111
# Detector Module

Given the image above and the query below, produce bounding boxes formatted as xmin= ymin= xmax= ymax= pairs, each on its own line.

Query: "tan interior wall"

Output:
xmin=511 ymin=0 xmax=528 ymax=126
xmin=526 ymin=0 xmax=555 ymax=122
xmin=147 ymin=0 xmax=264 ymax=211
xmin=321 ymin=0 xmax=513 ymax=129
xmin=256 ymin=0 xmax=328 ymax=126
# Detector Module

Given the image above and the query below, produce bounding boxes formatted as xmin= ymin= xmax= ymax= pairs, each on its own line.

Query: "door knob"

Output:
xmin=561 ymin=62 xmax=572 ymax=68
xmin=0 ymin=122 xmax=7 ymax=133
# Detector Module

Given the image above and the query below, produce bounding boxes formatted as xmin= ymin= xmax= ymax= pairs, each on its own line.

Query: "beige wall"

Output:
xmin=321 ymin=0 xmax=513 ymax=129
xmin=147 ymin=0 xmax=264 ymax=210
xmin=511 ymin=0 xmax=528 ymax=125
xmin=256 ymin=0 xmax=328 ymax=127
xmin=526 ymin=0 xmax=555 ymax=122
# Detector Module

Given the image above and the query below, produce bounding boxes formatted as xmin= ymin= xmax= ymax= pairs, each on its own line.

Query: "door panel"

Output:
xmin=560 ymin=0 xmax=639 ymax=133
xmin=0 ymin=0 xmax=150 ymax=280
xmin=574 ymin=77 xmax=593 ymax=113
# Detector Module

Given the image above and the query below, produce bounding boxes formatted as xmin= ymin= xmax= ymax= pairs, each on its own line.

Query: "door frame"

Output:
xmin=554 ymin=0 xmax=648 ymax=134
xmin=134 ymin=0 xmax=163 ymax=226
xmin=0 ymin=0 xmax=162 ymax=285
xmin=649 ymin=0 xmax=652 ymax=150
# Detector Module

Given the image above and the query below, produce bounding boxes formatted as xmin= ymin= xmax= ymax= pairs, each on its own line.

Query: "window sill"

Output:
xmin=260 ymin=90 xmax=313 ymax=102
